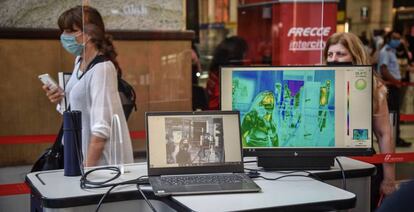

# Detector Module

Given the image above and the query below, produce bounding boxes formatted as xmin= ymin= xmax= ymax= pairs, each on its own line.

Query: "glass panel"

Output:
xmin=80 ymin=0 xmax=190 ymax=167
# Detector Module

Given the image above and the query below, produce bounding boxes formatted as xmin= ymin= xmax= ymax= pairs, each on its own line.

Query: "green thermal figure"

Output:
xmin=283 ymin=84 xmax=291 ymax=102
xmin=294 ymin=89 xmax=301 ymax=108
xmin=319 ymin=80 xmax=331 ymax=106
xmin=232 ymin=79 xmax=239 ymax=103
xmin=241 ymin=91 xmax=279 ymax=147
xmin=275 ymin=83 xmax=282 ymax=102
xmin=318 ymin=80 xmax=331 ymax=131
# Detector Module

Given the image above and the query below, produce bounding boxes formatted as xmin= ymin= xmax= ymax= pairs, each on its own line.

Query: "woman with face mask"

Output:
xmin=323 ymin=32 xmax=396 ymax=211
xmin=42 ymin=6 xmax=133 ymax=167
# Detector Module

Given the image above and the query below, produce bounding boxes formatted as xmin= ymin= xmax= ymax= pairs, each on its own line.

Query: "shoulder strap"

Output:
xmin=51 ymin=124 xmax=64 ymax=150
xmin=77 ymin=55 xmax=108 ymax=80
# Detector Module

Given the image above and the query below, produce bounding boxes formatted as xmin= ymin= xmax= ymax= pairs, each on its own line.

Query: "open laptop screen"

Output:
xmin=146 ymin=111 xmax=243 ymax=174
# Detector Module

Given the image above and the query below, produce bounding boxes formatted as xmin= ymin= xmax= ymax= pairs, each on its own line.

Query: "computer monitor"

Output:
xmin=220 ymin=66 xmax=373 ymax=170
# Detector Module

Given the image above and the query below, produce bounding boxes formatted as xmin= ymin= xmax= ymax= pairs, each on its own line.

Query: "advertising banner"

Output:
xmin=273 ymin=2 xmax=337 ymax=65
xmin=238 ymin=1 xmax=337 ymax=65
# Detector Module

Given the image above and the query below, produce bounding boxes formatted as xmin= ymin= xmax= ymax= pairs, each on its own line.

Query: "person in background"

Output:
xmin=323 ymin=32 xmax=396 ymax=211
xmin=206 ymin=36 xmax=248 ymax=110
xmin=359 ymin=31 xmax=370 ymax=48
xmin=191 ymin=42 xmax=208 ymax=111
xmin=371 ymin=29 xmax=387 ymax=71
xmin=42 ymin=6 xmax=133 ymax=167
xmin=176 ymin=139 xmax=191 ymax=165
xmin=396 ymin=37 xmax=414 ymax=116
xmin=373 ymin=29 xmax=386 ymax=53
xmin=378 ymin=31 xmax=411 ymax=147
xmin=376 ymin=179 xmax=414 ymax=212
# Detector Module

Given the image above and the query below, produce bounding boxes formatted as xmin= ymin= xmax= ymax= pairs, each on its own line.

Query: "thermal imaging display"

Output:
xmin=221 ymin=66 xmax=372 ymax=149
xmin=233 ymin=70 xmax=335 ymax=147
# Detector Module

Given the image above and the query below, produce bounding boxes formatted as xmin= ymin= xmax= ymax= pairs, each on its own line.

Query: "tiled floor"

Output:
xmin=1 ymin=124 xmax=414 ymax=211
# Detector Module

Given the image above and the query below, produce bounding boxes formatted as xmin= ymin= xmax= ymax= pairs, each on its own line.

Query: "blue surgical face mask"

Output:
xmin=389 ymin=39 xmax=401 ymax=49
xmin=60 ymin=33 xmax=84 ymax=56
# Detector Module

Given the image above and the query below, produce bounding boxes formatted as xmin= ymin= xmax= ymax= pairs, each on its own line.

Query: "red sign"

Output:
xmin=273 ymin=2 xmax=337 ymax=65
xmin=238 ymin=1 xmax=337 ymax=65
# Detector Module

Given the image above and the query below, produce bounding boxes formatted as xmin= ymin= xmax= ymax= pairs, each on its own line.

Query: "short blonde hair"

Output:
xmin=323 ymin=32 xmax=386 ymax=114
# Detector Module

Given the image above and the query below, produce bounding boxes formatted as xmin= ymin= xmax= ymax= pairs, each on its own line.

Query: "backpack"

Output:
xmin=117 ymin=76 xmax=137 ymax=119
xmin=78 ymin=55 xmax=137 ymax=119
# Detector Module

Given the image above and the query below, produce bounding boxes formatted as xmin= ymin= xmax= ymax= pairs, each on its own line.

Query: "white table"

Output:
xmin=26 ymin=157 xmax=373 ymax=212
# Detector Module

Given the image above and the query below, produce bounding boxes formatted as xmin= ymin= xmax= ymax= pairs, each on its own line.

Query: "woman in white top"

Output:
xmin=42 ymin=6 xmax=133 ymax=167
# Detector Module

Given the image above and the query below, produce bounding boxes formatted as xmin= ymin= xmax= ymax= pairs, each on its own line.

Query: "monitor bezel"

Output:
xmin=219 ymin=65 xmax=374 ymax=158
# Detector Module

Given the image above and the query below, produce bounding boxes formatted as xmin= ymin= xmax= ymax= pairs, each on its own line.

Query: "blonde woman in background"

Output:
xmin=323 ymin=32 xmax=396 ymax=211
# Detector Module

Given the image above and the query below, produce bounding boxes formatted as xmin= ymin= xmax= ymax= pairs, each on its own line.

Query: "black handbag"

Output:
xmin=31 ymin=125 xmax=64 ymax=172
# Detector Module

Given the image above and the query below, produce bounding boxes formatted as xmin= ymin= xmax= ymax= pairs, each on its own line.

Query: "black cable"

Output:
xmin=335 ymin=157 xmax=347 ymax=190
xmin=257 ymin=174 xmax=318 ymax=181
xmin=80 ymin=166 xmax=122 ymax=189
xmin=244 ymin=168 xmax=323 ymax=182
xmin=96 ymin=184 xmax=117 ymax=212
xmin=137 ymin=184 xmax=157 ymax=212
xmin=93 ymin=175 xmax=149 ymax=212
xmin=244 ymin=167 xmax=260 ymax=172
xmin=243 ymin=160 xmax=257 ymax=164
xmin=275 ymin=170 xmax=323 ymax=182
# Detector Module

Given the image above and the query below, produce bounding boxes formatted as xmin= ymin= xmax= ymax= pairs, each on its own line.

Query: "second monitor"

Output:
xmin=220 ymin=66 xmax=373 ymax=170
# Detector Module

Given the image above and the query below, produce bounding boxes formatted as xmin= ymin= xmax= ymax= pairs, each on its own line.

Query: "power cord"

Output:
xmin=255 ymin=174 xmax=320 ymax=181
xmin=80 ymin=166 xmax=122 ymax=189
xmin=335 ymin=157 xmax=347 ymax=190
xmin=95 ymin=184 xmax=117 ymax=212
xmin=137 ymin=184 xmax=157 ymax=212
xmin=93 ymin=175 xmax=150 ymax=212
xmin=245 ymin=168 xmax=323 ymax=182
xmin=243 ymin=160 xmax=257 ymax=164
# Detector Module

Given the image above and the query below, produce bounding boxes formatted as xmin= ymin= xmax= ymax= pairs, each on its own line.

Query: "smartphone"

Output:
xmin=38 ymin=73 xmax=59 ymax=89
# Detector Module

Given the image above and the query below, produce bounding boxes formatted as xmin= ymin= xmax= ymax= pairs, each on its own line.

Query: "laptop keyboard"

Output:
xmin=160 ymin=173 xmax=248 ymax=186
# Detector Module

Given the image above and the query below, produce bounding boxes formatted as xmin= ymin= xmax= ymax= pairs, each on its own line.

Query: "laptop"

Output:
xmin=146 ymin=111 xmax=261 ymax=196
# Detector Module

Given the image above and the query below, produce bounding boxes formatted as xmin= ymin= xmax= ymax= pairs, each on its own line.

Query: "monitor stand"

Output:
xmin=257 ymin=156 xmax=335 ymax=170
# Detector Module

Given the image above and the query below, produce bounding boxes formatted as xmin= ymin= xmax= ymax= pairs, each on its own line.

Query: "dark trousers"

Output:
xmin=376 ymin=180 xmax=414 ymax=211
xmin=387 ymin=85 xmax=401 ymax=141
xmin=371 ymin=163 xmax=383 ymax=211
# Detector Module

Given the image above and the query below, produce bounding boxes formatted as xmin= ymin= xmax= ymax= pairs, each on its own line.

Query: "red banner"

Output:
xmin=351 ymin=152 xmax=414 ymax=164
xmin=0 ymin=183 xmax=30 ymax=196
xmin=0 ymin=131 xmax=146 ymax=145
xmin=273 ymin=2 xmax=337 ymax=65
xmin=238 ymin=1 xmax=337 ymax=66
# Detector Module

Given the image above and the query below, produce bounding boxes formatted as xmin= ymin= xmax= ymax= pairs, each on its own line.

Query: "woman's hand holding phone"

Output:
xmin=39 ymin=74 xmax=65 ymax=104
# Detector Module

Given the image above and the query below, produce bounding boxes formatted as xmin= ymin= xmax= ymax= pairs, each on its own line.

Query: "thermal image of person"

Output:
xmin=241 ymin=91 xmax=279 ymax=147
xmin=176 ymin=139 xmax=191 ymax=165
xmin=323 ymin=32 xmax=395 ymax=211
xmin=198 ymin=132 xmax=212 ymax=160
xmin=166 ymin=134 xmax=176 ymax=164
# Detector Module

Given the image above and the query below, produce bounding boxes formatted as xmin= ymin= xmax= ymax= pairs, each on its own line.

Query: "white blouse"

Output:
xmin=62 ymin=57 xmax=133 ymax=166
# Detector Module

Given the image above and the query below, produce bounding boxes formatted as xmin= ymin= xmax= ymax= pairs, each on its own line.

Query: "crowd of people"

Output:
xmin=359 ymin=30 xmax=414 ymax=148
